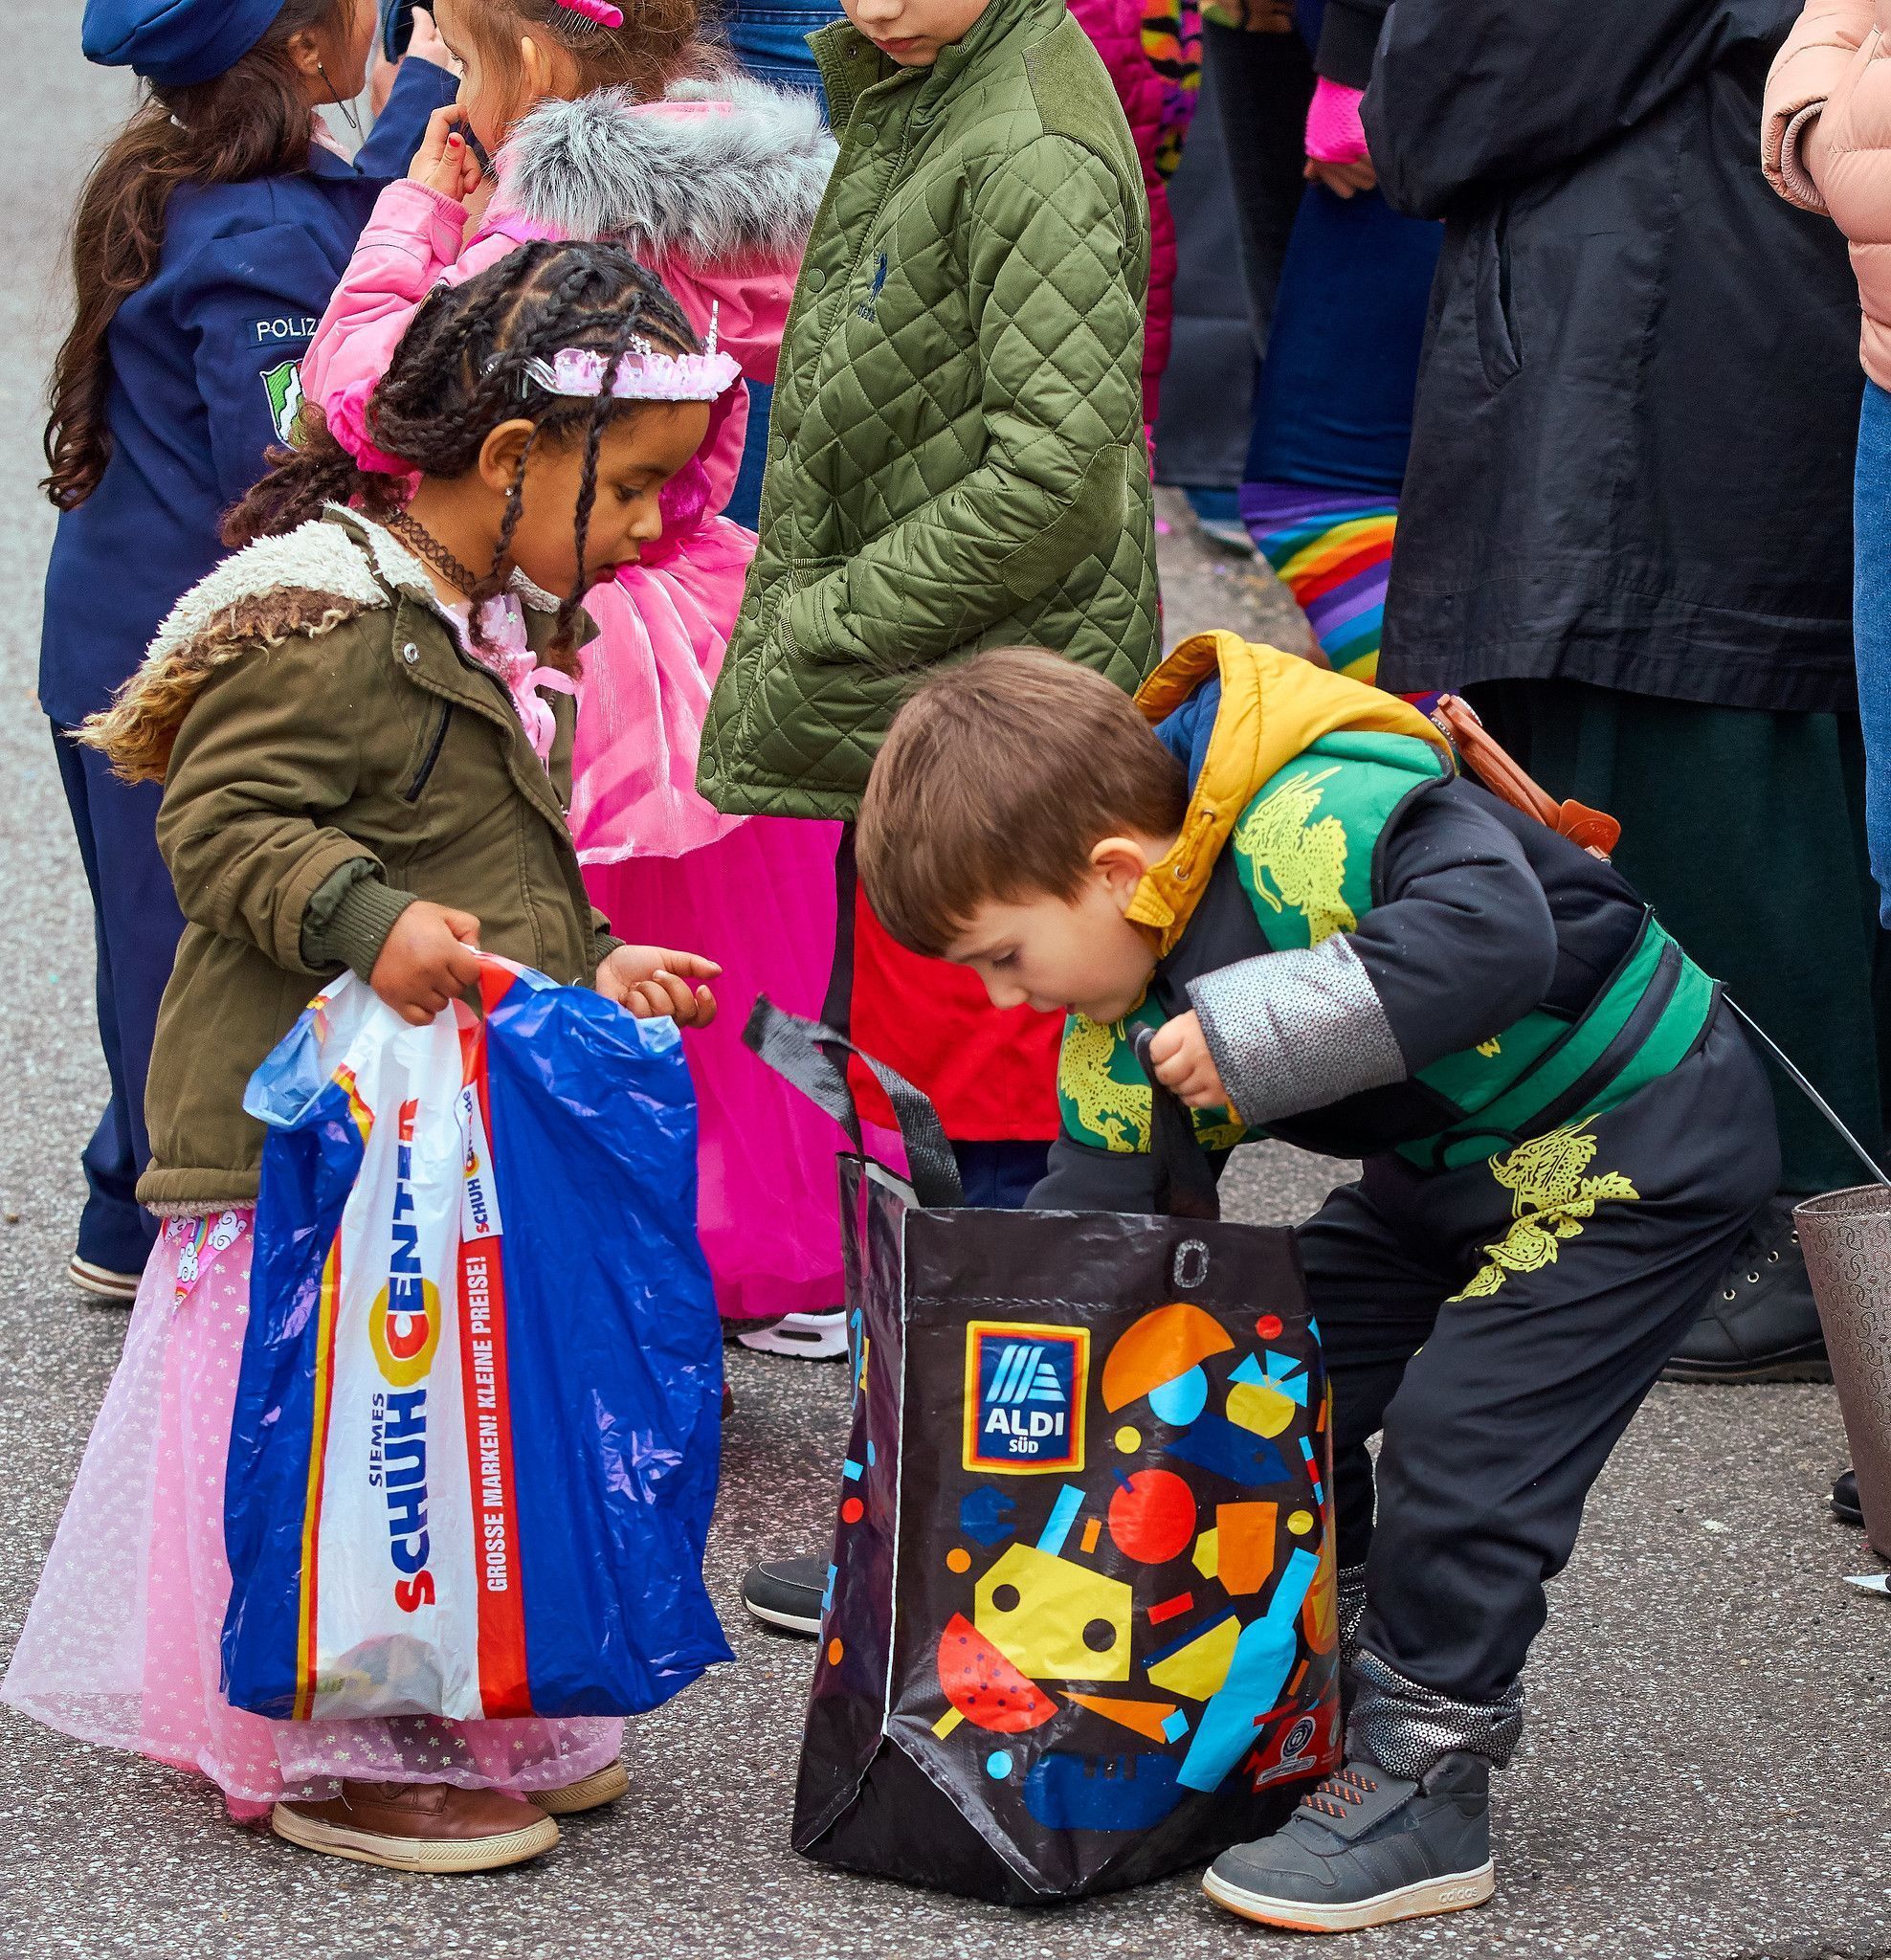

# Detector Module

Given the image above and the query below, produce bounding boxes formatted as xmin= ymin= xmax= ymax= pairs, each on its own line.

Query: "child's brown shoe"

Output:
xmin=529 ymin=1757 xmax=630 ymax=1815
xmin=272 ymin=1780 xmax=559 ymax=1872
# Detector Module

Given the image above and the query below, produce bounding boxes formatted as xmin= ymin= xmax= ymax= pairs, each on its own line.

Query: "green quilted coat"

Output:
xmin=697 ymin=0 xmax=1162 ymax=818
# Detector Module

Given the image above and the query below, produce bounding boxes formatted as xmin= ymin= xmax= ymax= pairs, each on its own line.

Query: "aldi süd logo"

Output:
xmin=963 ymin=1321 xmax=1089 ymax=1475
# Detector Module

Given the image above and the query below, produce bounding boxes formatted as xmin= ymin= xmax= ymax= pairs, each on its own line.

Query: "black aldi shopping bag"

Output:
xmin=745 ymin=1002 xmax=1341 ymax=1905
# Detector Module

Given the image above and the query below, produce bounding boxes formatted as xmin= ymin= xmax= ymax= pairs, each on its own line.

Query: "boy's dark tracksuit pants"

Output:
xmin=1301 ymin=1007 xmax=1779 ymax=1774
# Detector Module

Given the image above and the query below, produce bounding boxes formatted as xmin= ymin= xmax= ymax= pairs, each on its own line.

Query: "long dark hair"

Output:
xmin=44 ymin=0 xmax=348 ymax=511
xmin=224 ymin=238 xmax=701 ymax=667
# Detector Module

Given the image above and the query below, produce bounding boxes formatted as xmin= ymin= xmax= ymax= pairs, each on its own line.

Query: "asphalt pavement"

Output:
xmin=1 ymin=10 xmax=1888 ymax=1957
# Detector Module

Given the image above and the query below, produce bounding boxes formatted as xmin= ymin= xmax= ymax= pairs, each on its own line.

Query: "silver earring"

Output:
xmin=316 ymin=57 xmax=364 ymax=136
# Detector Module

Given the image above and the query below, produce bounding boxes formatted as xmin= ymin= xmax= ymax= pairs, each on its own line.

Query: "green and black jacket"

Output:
xmin=1034 ymin=633 xmax=1721 ymax=1212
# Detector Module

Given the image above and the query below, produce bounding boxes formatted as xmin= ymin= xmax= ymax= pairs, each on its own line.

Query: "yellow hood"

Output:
xmin=1126 ymin=631 xmax=1453 ymax=955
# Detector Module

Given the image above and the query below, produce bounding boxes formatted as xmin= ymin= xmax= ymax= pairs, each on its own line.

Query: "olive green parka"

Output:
xmin=84 ymin=509 xmax=619 ymax=1212
xmin=697 ymin=0 xmax=1162 ymax=819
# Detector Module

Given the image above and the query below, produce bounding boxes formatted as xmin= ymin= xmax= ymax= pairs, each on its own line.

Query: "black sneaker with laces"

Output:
xmin=1662 ymin=1196 xmax=1831 ymax=1383
xmin=740 ymin=1555 xmax=823 ymax=1636
xmin=1202 ymin=1754 xmax=1494 ymax=1933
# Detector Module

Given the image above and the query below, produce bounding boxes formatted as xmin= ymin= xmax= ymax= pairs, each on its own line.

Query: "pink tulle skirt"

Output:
xmin=0 ymin=1215 xmax=622 ymax=1821
xmin=587 ymin=819 xmax=848 ymax=1323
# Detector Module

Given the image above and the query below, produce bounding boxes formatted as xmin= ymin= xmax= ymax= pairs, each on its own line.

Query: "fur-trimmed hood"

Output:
xmin=83 ymin=511 xmax=559 ymax=785
xmin=496 ymin=78 xmax=836 ymax=271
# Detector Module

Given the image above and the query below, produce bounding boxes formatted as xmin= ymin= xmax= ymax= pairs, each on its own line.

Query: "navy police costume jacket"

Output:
xmin=39 ymin=58 xmax=455 ymax=728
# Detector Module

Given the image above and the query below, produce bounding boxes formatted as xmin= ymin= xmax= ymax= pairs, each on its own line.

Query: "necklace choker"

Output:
xmin=385 ymin=509 xmax=490 ymax=602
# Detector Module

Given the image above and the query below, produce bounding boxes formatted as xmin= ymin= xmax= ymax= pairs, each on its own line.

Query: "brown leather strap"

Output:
xmin=1430 ymin=695 xmax=1621 ymax=859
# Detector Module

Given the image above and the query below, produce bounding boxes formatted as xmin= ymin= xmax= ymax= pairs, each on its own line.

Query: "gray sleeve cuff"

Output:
xmin=300 ymin=859 xmax=417 ymax=980
xmin=1188 ymin=934 xmax=1409 ymax=1126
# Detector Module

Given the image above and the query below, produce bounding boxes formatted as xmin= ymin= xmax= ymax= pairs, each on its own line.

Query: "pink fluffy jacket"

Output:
xmin=1765 ymin=0 xmax=1891 ymax=389
xmin=301 ymin=78 xmax=835 ymax=507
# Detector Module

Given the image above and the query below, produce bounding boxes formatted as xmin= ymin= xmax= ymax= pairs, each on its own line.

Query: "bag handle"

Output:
xmin=744 ymin=996 xmax=966 ymax=1209
xmin=1132 ymin=1026 xmax=1222 ymax=1222
xmin=1432 ymin=694 xmax=1621 ymax=859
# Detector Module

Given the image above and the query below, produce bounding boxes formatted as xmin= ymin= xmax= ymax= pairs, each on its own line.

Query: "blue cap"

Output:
xmin=81 ymin=0 xmax=291 ymax=88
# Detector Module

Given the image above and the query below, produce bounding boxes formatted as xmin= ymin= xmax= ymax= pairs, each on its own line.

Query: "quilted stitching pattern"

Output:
xmin=700 ymin=0 xmax=1162 ymax=818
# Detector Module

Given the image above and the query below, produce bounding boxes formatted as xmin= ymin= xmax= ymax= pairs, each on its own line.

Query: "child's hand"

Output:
xmin=596 ymin=946 xmax=722 ymax=1026
xmin=404 ymin=6 xmax=453 ymax=72
xmin=1303 ymin=78 xmax=1375 ymax=198
xmin=407 ymin=106 xmax=482 ymax=202
xmin=1146 ymin=1011 xmax=1231 ymax=1110
xmin=370 ymin=902 xmax=483 ymax=1025
xmin=1304 ymin=156 xmax=1378 ymax=199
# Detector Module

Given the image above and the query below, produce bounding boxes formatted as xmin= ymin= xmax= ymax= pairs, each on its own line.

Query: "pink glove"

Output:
xmin=1304 ymin=78 xmax=1368 ymax=165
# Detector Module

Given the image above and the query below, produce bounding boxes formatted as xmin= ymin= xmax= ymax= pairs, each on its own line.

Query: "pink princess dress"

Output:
xmin=300 ymin=78 xmax=846 ymax=1322
xmin=0 ymin=1213 xmax=623 ymax=1815
xmin=0 ymin=580 xmax=645 ymax=1812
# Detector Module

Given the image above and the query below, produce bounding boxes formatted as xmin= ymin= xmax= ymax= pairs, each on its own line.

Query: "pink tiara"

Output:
xmin=553 ymin=0 xmax=624 ymax=25
xmin=523 ymin=306 xmax=740 ymax=402
xmin=523 ymin=344 xmax=741 ymax=402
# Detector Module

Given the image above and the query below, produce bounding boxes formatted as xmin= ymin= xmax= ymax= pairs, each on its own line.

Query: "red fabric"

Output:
xmin=846 ymin=895 xmax=1062 ymax=1143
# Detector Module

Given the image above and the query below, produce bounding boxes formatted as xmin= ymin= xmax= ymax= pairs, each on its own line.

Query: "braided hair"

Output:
xmin=225 ymin=239 xmax=700 ymax=665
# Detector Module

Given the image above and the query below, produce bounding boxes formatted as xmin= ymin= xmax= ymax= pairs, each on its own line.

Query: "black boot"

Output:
xmin=1663 ymin=1197 xmax=1830 ymax=1383
xmin=1833 ymin=1469 xmax=1865 ymax=1527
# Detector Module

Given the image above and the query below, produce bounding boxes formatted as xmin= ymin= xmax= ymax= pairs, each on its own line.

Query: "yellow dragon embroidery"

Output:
xmin=1059 ymin=1014 xmax=1150 ymax=1152
xmin=1234 ymin=767 xmax=1357 ymax=947
xmin=1453 ymin=1122 xmax=1640 ymax=1300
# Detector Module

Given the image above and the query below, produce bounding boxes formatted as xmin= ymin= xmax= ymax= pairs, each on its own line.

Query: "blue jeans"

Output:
xmin=718 ymin=1 xmax=839 ymax=525
xmin=952 ymin=1140 xmax=1052 ymax=1210
xmin=1245 ymin=183 xmax=1442 ymax=499
xmin=720 ymin=0 xmax=837 ymax=96
xmin=1857 ymin=380 xmax=1891 ymax=924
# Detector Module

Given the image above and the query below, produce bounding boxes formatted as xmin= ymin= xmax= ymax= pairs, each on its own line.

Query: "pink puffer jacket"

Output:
xmin=1764 ymin=0 xmax=1891 ymax=388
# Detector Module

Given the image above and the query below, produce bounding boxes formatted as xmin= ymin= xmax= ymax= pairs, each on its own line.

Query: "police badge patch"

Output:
xmin=261 ymin=358 xmax=306 ymax=445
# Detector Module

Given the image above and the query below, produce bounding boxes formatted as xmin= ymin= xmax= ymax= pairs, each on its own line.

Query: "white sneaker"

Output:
xmin=735 ymin=1309 xmax=848 ymax=1360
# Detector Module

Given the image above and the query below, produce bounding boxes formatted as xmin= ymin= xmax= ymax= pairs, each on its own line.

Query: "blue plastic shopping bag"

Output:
xmin=222 ymin=961 xmax=731 ymax=1722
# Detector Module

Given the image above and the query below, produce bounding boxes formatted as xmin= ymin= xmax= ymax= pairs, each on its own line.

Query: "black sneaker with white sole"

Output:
xmin=1203 ymin=1754 xmax=1494 ymax=1934
xmin=740 ymin=1555 xmax=823 ymax=1636
xmin=1662 ymin=1196 xmax=1830 ymax=1383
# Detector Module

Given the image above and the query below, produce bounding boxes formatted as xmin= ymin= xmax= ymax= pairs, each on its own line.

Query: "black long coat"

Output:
xmin=1364 ymin=0 xmax=1863 ymax=714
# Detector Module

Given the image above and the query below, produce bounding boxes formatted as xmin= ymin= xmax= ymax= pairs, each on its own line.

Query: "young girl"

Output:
xmin=301 ymin=0 xmax=850 ymax=1348
xmin=46 ymin=0 xmax=456 ymax=1302
xmin=3 ymin=241 xmax=723 ymax=1874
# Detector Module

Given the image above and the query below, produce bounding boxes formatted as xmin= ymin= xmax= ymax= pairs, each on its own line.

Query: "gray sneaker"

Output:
xmin=1202 ymin=1754 xmax=1494 ymax=1932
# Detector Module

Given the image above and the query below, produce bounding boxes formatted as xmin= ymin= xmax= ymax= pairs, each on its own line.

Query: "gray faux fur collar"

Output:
xmin=498 ymin=78 xmax=836 ymax=270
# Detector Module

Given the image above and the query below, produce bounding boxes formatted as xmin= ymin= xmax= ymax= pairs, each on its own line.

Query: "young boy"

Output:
xmin=854 ymin=635 xmax=1779 ymax=1932
xmin=700 ymin=0 xmax=1164 ymax=1635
